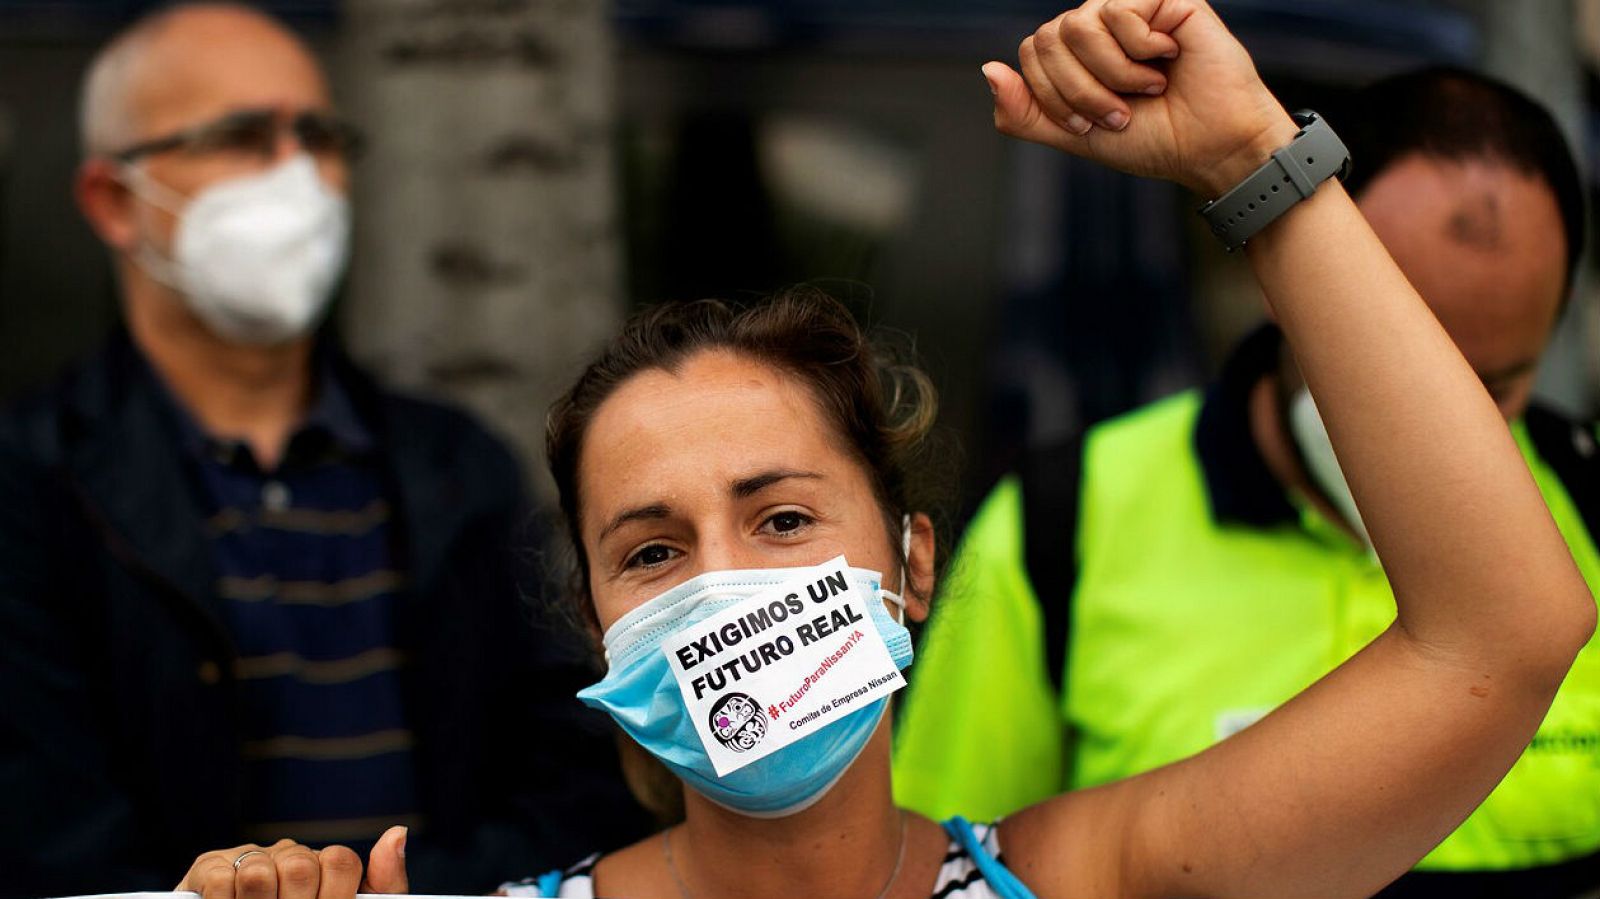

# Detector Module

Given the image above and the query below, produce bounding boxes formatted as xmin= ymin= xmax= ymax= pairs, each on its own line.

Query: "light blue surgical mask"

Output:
xmin=577 ymin=561 xmax=914 ymax=818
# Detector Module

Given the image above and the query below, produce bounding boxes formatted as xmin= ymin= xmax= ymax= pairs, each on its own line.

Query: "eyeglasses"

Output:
xmin=110 ymin=108 xmax=365 ymax=164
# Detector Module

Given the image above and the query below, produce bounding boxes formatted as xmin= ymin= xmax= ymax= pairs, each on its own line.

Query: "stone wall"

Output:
xmin=338 ymin=0 xmax=622 ymax=497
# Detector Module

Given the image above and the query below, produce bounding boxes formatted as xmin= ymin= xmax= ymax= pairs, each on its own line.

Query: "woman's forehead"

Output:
xmin=590 ymin=352 xmax=821 ymax=442
xmin=577 ymin=353 xmax=847 ymax=515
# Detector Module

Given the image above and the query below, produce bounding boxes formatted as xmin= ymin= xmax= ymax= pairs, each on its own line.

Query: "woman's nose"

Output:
xmin=696 ymin=532 xmax=769 ymax=574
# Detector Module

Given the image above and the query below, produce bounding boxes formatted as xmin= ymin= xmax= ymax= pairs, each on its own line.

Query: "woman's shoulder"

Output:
xmin=501 ymin=829 xmax=667 ymax=899
xmin=500 ymin=853 xmax=600 ymax=899
xmin=935 ymin=817 xmax=1031 ymax=899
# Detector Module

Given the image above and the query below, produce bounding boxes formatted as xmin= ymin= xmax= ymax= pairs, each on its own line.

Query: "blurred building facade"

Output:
xmin=0 ymin=0 xmax=1596 ymax=510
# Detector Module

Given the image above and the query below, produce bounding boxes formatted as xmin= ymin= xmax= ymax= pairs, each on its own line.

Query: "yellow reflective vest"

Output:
xmin=896 ymin=383 xmax=1600 ymax=875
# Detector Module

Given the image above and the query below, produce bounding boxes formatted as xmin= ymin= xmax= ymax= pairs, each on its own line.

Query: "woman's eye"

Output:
xmin=626 ymin=544 xmax=676 ymax=569
xmin=763 ymin=511 xmax=813 ymax=535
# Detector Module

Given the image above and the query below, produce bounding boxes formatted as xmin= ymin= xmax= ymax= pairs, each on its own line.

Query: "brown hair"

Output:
xmin=545 ymin=285 xmax=949 ymax=632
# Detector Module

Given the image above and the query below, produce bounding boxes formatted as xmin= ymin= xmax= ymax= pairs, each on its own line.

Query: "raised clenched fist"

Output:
xmin=986 ymin=0 xmax=1299 ymax=197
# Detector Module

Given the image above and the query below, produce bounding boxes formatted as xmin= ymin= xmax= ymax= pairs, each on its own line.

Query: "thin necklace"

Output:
xmin=662 ymin=811 xmax=909 ymax=899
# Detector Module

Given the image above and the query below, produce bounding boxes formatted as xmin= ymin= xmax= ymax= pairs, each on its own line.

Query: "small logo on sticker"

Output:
xmin=709 ymin=692 xmax=767 ymax=752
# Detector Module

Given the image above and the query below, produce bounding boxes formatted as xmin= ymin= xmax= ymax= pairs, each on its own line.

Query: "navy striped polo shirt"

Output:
xmin=166 ymin=364 xmax=418 ymax=851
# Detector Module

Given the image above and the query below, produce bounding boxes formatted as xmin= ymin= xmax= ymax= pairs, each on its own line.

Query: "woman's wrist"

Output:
xmin=1191 ymin=112 xmax=1302 ymax=199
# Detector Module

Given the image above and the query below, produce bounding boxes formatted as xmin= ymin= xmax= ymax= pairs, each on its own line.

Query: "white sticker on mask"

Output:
xmin=662 ymin=555 xmax=906 ymax=777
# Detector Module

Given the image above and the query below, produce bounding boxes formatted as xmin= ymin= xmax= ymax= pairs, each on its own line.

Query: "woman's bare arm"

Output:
xmin=990 ymin=2 xmax=1596 ymax=897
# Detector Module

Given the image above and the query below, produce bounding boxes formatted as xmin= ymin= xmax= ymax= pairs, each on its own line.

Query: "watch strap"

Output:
xmin=1199 ymin=112 xmax=1350 ymax=251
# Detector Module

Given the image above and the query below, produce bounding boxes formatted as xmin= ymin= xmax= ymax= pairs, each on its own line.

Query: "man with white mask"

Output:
xmin=896 ymin=68 xmax=1600 ymax=898
xmin=0 ymin=5 xmax=646 ymax=898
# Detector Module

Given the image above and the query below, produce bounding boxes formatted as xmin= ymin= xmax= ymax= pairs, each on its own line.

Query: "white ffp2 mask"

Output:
xmin=1287 ymin=387 xmax=1372 ymax=547
xmin=123 ymin=153 xmax=350 ymax=345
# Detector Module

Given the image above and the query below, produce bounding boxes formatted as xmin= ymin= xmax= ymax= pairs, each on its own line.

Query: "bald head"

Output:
xmin=1358 ymin=154 xmax=1567 ymax=419
xmin=79 ymin=2 xmax=329 ymax=158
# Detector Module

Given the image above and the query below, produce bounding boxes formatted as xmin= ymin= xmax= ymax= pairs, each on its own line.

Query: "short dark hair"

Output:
xmin=1336 ymin=66 xmax=1586 ymax=289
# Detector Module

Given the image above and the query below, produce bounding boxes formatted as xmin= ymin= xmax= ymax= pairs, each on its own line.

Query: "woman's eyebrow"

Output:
xmin=731 ymin=469 xmax=823 ymax=499
xmin=597 ymin=503 xmax=671 ymax=542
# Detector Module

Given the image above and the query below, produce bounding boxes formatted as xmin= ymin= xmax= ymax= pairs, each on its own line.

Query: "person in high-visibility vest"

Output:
xmin=894 ymin=67 xmax=1600 ymax=899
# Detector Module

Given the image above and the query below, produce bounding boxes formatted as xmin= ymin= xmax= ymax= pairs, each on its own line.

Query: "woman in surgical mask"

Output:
xmin=173 ymin=2 xmax=1595 ymax=897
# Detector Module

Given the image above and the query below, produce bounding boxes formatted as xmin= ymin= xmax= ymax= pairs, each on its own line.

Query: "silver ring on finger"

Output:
xmin=233 ymin=850 xmax=269 ymax=870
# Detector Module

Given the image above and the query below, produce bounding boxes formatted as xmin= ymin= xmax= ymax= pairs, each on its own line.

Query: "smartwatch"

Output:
xmin=1198 ymin=110 xmax=1350 ymax=251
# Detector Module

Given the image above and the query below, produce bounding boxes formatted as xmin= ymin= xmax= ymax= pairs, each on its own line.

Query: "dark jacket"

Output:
xmin=0 ymin=335 xmax=649 ymax=899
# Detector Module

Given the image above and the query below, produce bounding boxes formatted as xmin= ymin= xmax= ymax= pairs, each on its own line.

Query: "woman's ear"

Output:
xmin=905 ymin=511 xmax=936 ymax=623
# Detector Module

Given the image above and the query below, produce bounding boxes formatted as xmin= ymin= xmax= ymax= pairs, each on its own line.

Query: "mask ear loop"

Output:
xmin=116 ymin=163 xmax=190 ymax=216
xmin=879 ymin=513 xmax=913 ymax=626
xmin=113 ymin=164 xmax=195 ymax=291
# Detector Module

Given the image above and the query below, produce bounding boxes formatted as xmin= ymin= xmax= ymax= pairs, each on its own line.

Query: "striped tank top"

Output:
xmin=504 ymin=819 xmax=1026 ymax=898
